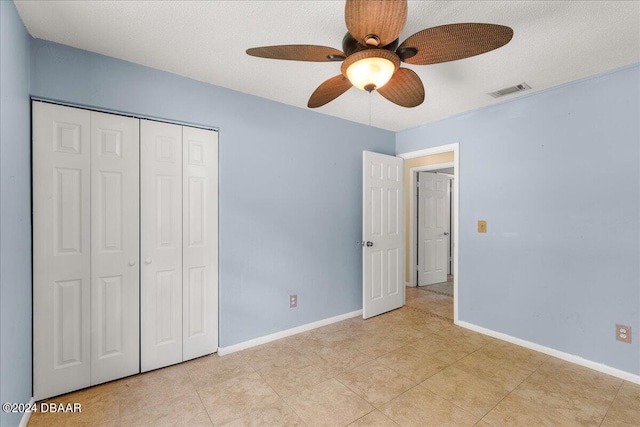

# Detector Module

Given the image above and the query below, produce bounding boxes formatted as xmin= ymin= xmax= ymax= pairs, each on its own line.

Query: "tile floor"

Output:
xmin=29 ymin=284 xmax=639 ymax=426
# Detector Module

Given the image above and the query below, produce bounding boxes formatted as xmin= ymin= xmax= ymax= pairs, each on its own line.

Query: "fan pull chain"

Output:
xmin=368 ymin=92 xmax=372 ymax=127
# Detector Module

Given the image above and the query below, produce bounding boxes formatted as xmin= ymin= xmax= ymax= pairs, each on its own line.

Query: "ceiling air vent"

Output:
xmin=488 ymin=82 xmax=531 ymax=98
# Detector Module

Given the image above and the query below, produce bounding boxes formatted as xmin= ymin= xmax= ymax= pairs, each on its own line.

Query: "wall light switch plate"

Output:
xmin=478 ymin=220 xmax=487 ymax=233
xmin=616 ymin=324 xmax=631 ymax=343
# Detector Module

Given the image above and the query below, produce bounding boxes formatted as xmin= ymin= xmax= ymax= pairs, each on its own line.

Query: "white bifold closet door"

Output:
xmin=33 ymin=102 xmax=140 ymax=400
xmin=90 ymin=111 xmax=140 ymax=384
xmin=182 ymin=126 xmax=219 ymax=361
xmin=140 ymin=120 xmax=218 ymax=372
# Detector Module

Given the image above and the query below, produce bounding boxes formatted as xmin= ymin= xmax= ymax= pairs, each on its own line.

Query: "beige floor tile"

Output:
xmin=118 ymin=364 xmax=195 ymax=416
xmin=475 ymin=340 xmax=548 ymax=372
xmin=375 ymin=307 xmax=418 ymax=323
xmin=509 ymin=381 xmax=613 ymax=425
xmin=280 ymin=330 xmax=327 ymax=353
xmin=377 ymin=345 xmax=448 ymax=383
xmin=511 ymin=362 xmax=623 ymax=426
xmin=311 ymin=326 xmax=365 ymax=350
xmin=379 ymin=384 xmax=479 ymax=427
xmin=313 ymin=344 xmax=373 ymax=374
xmin=197 ymin=372 xmax=280 ymax=425
xmin=429 ymin=305 xmax=453 ymax=320
xmin=336 ymin=360 xmax=417 ymax=405
xmin=257 ymin=362 xmax=332 ymax=397
xmin=422 ymin=366 xmax=510 ymax=418
xmin=185 ymin=353 xmax=255 ymax=389
xmin=406 ymin=318 xmax=449 ymax=336
xmin=349 ymin=410 xmax=398 ymax=426
xmin=284 ymin=379 xmax=373 ymax=426
xmin=352 ymin=332 xmax=409 ymax=358
xmin=371 ymin=323 xmax=427 ymax=342
xmin=452 ymin=351 xmax=532 ymax=392
xmin=29 ymin=381 xmax=119 ymax=427
xmin=534 ymin=357 xmax=622 ymax=400
xmin=119 ymin=389 xmax=212 ymax=427
xmin=601 ymin=381 xmax=640 ymax=427
xmin=241 ymin=340 xmax=320 ymax=371
xmin=224 ymin=399 xmax=306 ymax=427
xmin=434 ymin=326 xmax=493 ymax=348
xmin=29 ymin=419 xmax=120 ymax=427
xmin=481 ymin=390 xmax=578 ymax=426
xmin=410 ymin=333 xmax=478 ymax=365
xmin=405 ymin=298 xmax=440 ymax=312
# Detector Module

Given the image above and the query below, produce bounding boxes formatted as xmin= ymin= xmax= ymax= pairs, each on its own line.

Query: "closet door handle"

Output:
xmin=145 ymin=257 xmax=153 ymax=264
xmin=128 ymin=260 xmax=137 ymax=266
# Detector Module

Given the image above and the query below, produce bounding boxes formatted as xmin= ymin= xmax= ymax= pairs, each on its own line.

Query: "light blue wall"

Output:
xmin=0 ymin=1 xmax=33 ymax=425
xmin=397 ymin=65 xmax=640 ymax=375
xmin=30 ymin=39 xmax=395 ymax=347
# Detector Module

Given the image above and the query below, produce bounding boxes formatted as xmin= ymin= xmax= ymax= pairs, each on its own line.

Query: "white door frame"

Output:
xmin=398 ymin=143 xmax=459 ymax=323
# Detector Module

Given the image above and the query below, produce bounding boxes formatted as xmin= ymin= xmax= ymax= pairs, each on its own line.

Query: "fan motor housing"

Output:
xmin=342 ymin=32 xmax=399 ymax=56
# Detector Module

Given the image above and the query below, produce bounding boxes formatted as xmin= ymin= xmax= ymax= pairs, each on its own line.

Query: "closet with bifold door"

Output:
xmin=32 ymin=101 xmax=218 ymax=400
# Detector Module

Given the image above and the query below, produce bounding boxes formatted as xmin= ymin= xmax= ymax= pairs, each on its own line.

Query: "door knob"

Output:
xmin=145 ymin=257 xmax=153 ymax=264
xmin=366 ymin=241 xmax=373 ymax=247
xmin=444 ymin=232 xmax=450 ymax=236
xmin=128 ymin=260 xmax=137 ymax=266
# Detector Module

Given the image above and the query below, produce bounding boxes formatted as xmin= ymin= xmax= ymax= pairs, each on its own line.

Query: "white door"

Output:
xmin=33 ymin=102 xmax=92 ymax=399
xmin=90 ymin=111 xmax=140 ymax=384
xmin=140 ymin=120 xmax=183 ymax=372
xmin=362 ymin=151 xmax=404 ymax=319
xmin=417 ymin=172 xmax=449 ymax=286
xmin=182 ymin=127 xmax=218 ymax=360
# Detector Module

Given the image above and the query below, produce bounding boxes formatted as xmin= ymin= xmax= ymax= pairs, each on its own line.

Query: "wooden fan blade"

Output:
xmin=377 ymin=68 xmax=424 ymax=108
xmin=308 ymin=75 xmax=353 ymax=108
xmin=398 ymin=23 xmax=513 ymax=65
xmin=246 ymin=45 xmax=346 ymax=62
xmin=345 ymin=0 xmax=407 ymax=48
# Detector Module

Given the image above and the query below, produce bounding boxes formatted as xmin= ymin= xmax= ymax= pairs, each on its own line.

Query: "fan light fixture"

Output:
xmin=345 ymin=57 xmax=396 ymax=91
xmin=340 ymin=49 xmax=401 ymax=93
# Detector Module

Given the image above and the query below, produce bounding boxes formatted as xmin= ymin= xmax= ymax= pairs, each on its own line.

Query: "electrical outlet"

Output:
xmin=289 ymin=294 xmax=297 ymax=308
xmin=616 ymin=324 xmax=631 ymax=343
xmin=478 ymin=220 xmax=487 ymax=233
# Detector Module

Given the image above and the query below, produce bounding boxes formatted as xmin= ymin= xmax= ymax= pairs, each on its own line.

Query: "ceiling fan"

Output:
xmin=246 ymin=0 xmax=513 ymax=109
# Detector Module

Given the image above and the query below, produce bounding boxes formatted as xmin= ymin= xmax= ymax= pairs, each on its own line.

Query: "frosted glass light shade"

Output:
xmin=346 ymin=57 xmax=395 ymax=91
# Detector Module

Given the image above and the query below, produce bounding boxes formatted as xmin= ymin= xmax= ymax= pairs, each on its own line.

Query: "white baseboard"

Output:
xmin=218 ymin=310 xmax=363 ymax=356
xmin=19 ymin=397 xmax=35 ymax=427
xmin=456 ymin=320 xmax=640 ymax=384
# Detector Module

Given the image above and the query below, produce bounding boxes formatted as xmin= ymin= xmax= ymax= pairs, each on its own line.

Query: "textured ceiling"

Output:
xmin=14 ymin=1 xmax=640 ymax=131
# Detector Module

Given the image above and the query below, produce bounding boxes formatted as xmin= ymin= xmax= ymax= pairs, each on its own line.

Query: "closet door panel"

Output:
xmin=33 ymin=102 xmax=92 ymax=400
xmin=90 ymin=111 xmax=140 ymax=384
xmin=140 ymin=120 xmax=183 ymax=372
xmin=182 ymin=128 xmax=218 ymax=360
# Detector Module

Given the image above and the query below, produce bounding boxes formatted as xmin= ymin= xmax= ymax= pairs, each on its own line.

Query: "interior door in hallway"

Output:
xmin=362 ymin=151 xmax=404 ymax=319
xmin=417 ymin=172 xmax=449 ymax=286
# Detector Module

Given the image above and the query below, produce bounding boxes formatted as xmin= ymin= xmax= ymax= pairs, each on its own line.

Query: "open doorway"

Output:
xmin=398 ymin=144 xmax=459 ymax=323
